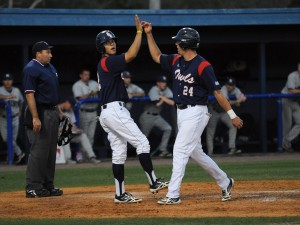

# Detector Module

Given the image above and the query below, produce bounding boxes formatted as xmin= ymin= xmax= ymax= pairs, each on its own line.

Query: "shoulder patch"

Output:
xmin=198 ymin=60 xmax=211 ymax=76
xmin=172 ymin=54 xmax=181 ymax=66
xmin=100 ymin=57 xmax=109 ymax=73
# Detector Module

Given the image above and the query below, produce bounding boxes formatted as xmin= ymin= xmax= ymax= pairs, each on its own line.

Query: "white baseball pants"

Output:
xmin=99 ymin=101 xmax=150 ymax=164
xmin=167 ymin=105 xmax=229 ymax=198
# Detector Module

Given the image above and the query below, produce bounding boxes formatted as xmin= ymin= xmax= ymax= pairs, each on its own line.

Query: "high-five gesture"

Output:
xmin=135 ymin=15 xmax=143 ymax=32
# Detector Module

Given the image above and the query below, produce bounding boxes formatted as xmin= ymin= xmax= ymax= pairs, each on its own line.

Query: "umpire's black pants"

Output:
xmin=26 ymin=109 xmax=59 ymax=190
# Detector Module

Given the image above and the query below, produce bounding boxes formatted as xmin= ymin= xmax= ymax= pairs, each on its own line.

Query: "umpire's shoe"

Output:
xmin=114 ymin=192 xmax=142 ymax=203
xmin=26 ymin=189 xmax=50 ymax=198
xmin=150 ymin=177 xmax=169 ymax=194
xmin=48 ymin=187 xmax=63 ymax=196
xmin=221 ymin=177 xmax=234 ymax=201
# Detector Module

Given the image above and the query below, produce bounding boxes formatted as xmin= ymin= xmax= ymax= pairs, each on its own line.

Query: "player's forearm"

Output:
xmin=288 ymin=89 xmax=300 ymax=94
xmin=125 ymin=32 xmax=142 ymax=63
xmin=18 ymin=103 xmax=23 ymax=115
xmin=214 ymin=90 xmax=233 ymax=112
xmin=0 ymin=95 xmax=8 ymax=100
xmin=132 ymin=92 xmax=145 ymax=97
xmin=25 ymin=93 xmax=39 ymax=119
xmin=145 ymin=33 xmax=162 ymax=64
xmin=163 ymin=98 xmax=175 ymax=106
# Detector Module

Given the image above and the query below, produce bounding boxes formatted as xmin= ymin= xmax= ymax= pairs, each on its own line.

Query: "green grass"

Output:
xmin=0 ymin=160 xmax=300 ymax=192
xmin=0 ymin=217 xmax=299 ymax=225
xmin=0 ymin=159 xmax=299 ymax=224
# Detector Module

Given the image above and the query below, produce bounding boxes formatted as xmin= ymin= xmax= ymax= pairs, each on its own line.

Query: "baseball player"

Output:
xmin=281 ymin=62 xmax=300 ymax=152
xmin=95 ymin=15 xmax=168 ymax=203
xmin=144 ymin=24 xmax=243 ymax=204
xmin=139 ymin=75 xmax=173 ymax=157
xmin=121 ymin=71 xmax=145 ymax=110
xmin=72 ymin=69 xmax=99 ymax=146
xmin=0 ymin=73 xmax=25 ymax=164
xmin=206 ymin=77 xmax=246 ymax=156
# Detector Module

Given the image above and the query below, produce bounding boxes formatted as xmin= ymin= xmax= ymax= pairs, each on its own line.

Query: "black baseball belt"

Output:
xmin=80 ymin=108 xmax=97 ymax=112
xmin=146 ymin=112 xmax=159 ymax=116
xmin=102 ymin=102 xmax=125 ymax=110
xmin=176 ymin=104 xmax=196 ymax=110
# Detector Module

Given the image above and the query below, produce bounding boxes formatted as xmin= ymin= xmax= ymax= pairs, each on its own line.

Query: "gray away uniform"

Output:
xmin=0 ymin=86 xmax=24 ymax=157
xmin=139 ymin=86 xmax=173 ymax=153
xmin=72 ymin=80 xmax=99 ymax=146
xmin=206 ymin=85 xmax=244 ymax=155
xmin=281 ymin=71 xmax=300 ymax=150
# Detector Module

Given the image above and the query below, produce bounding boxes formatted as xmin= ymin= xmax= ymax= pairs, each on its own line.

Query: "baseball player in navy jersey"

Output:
xmin=95 ymin=15 xmax=168 ymax=203
xmin=144 ymin=23 xmax=243 ymax=204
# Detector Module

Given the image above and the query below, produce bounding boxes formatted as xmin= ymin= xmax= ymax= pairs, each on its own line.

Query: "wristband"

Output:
xmin=227 ymin=109 xmax=237 ymax=119
xmin=137 ymin=30 xmax=143 ymax=34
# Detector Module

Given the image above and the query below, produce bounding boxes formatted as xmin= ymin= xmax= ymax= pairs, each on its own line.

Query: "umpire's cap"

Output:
xmin=96 ymin=30 xmax=117 ymax=54
xmin=32 ymin=41 xmax=53 ymax=56
xmin=226 ymin=77 xmax=236 ymax=86
xmin=2 ymin=73 xmax=13 ymax=81
xmin=172 ymin=28 xmax=200 ymax=50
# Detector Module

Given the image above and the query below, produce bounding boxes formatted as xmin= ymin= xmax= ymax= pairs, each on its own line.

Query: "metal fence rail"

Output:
xmin=74 ymin=93 xmax=300 ymax=153
xmin=2 ymin=93 xmax=296 ymax=164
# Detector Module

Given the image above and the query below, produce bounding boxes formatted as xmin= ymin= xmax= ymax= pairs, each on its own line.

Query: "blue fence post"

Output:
xmin=6 ymin=103 xmax=13 ymax=165
xmin=259 ymin=42 xmax=267 ymax=153
xmin=277 ymin=98 xmax=283 ymax=152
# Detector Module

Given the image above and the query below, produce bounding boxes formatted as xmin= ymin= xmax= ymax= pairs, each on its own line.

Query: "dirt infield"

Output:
xmin=0 ymin=180 xmax=299 ymax=219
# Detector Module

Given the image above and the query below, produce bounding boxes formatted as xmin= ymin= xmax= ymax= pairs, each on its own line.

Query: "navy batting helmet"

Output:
xmin=96 ymin=30 xmax=117 ymax=54
xmin=172 ymin=27 xmax=200 ymax=50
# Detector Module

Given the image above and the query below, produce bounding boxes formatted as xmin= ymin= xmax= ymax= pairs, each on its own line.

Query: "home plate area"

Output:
xmin=0 ymin=180 xmax=299 ymax=219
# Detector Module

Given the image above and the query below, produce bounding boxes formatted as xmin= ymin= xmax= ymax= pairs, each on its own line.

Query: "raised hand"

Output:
xmin=135 ymin=15 xmax=143 ymax=32
xmin=141 ymin=21 xmax=152 ymax=34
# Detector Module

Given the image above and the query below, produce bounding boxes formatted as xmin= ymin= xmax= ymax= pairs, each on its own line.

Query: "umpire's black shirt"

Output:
xmin=23 ymin=59 xmax=59 ymax=106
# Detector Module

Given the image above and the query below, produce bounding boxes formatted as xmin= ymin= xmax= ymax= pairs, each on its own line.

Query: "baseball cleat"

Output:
xmin=114 ymin=192 xmax=142 ymax=203
xmin=15 ymin=152 xmax=25 ymax=164
xmin=157 ymin=197 xmax=181 ymax=205
xmin=150 ymin=177 xmax=169 ymax=194
xmin=228 ymin=148 xmax=242 ymax=155
xmin=26 ymin=189 xmax=50 ymax=198
xmin=221 ymin=177 xmax=234 ymax=201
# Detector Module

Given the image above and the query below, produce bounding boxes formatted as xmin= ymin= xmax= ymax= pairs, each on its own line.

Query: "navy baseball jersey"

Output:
xmin=160 ymin=54 xmax=220 ymax=105
xmin=97 ymin=54 xmax=129 ymax=104
xmin=23 ymin=59 xmax=59 ymax=106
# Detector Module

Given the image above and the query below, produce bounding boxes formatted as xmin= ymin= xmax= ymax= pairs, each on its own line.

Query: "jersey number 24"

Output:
xmin=183 ymin=86 xmax=193 ymax=96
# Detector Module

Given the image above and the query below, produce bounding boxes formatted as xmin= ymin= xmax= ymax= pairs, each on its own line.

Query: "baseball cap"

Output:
xmin=225 ymin=77 xmax=236 ymax=85
xmin=121 ymin=71 xmax=132 ymax=78
xmin=32 ymin=41 xmax=53 ymax=56
xmin=2 ymin=73 xmax=13 ymax=81
xmin=156 ymin=76 xmax=167 ymax=83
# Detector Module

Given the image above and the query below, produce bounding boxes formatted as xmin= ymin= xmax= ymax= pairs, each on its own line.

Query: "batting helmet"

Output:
xmin=96 ymin=30 xmax=118 ymax=54
xmin=172 ymin=27 xmax=200 ymax=50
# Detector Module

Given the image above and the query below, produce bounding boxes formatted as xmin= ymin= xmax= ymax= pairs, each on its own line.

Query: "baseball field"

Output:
xmin=0 ymin=153 xmax=299 ymax=225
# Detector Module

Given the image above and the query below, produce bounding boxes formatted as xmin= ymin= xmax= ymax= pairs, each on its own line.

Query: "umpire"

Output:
xmin=23 ymin=41 xmax=63 ymax=198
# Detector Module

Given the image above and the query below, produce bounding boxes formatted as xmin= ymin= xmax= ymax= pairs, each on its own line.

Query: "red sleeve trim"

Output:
xmin=198 ymin=60 xmax=211 ymax=76
xmin=172 ymin=54 xmax=181 ymax=66
xmin=100 ymin=57 xmax=109 ymax=73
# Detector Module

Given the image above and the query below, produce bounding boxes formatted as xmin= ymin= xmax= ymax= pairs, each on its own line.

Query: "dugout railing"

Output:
xmin=2 ymin=93 xmax=300 ymax=165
